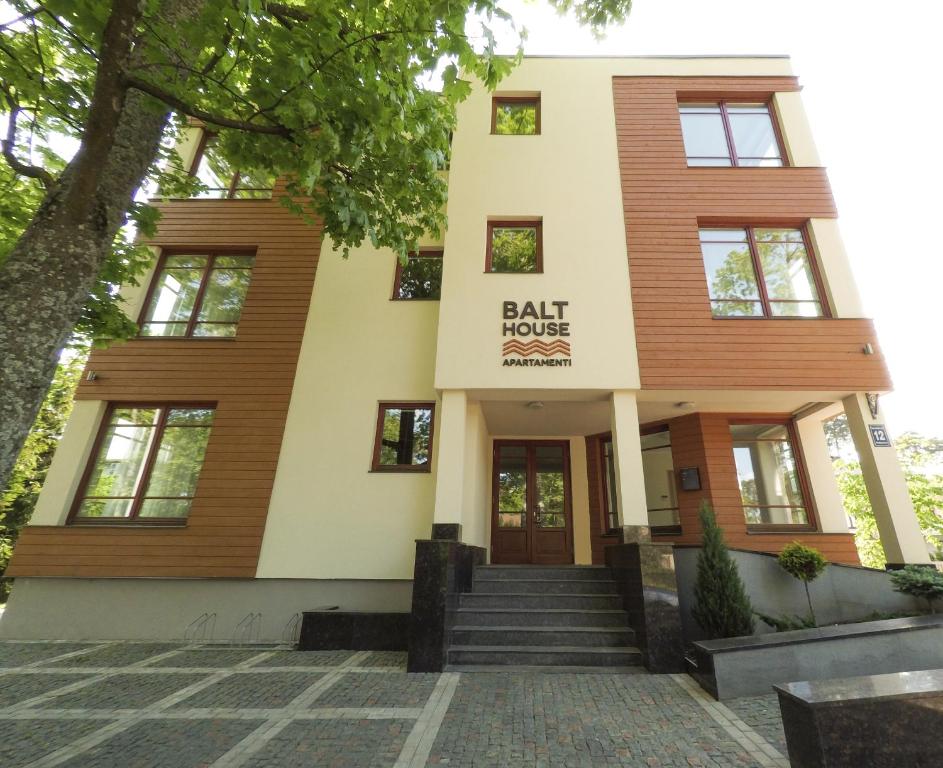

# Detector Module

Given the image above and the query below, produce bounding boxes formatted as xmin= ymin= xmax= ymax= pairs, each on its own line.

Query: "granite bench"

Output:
xmin=775 ymin=669 xmax=943 ymax=767
xmin=691 ymin=613 xmax=943 ymax=699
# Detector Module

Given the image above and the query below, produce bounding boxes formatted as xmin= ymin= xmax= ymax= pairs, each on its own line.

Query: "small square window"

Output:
xmin=372 ymin=403 xmax=435 ymax=472
xmin=492 ymin=97 xmax=540 ymax=135
xmin=487 ymin=221 xmax=542 ymax=273
xmin=392 ymin=251 xmax=443 ymax=300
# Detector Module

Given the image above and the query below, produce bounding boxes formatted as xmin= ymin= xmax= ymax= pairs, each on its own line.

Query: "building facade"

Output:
xmin=2 ymin=56 xmax=931 ymax=641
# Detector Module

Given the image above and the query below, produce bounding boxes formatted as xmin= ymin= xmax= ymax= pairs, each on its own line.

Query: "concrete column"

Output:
xmin=610 ymin=390 xmax=648 ymax=529
xmin=843 ymin=393 xmax=931 ymax=565
xmin=794 ymin=414 xmax=850 ymax=533
xmin=432 ymin=389 xmax=467 ymax=526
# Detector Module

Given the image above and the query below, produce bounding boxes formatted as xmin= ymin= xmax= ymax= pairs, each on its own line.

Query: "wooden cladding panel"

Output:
xmin=653 ymin=412 xmax=860 ymax=565
xmin=8 ymin=195 xmax=323 ymax=579
xmin=613 ymin=76 xmax=891 ymax=391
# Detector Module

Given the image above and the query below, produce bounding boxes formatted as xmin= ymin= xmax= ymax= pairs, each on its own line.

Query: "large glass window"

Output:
xmin=600 ymin=437 xmax=619 ymax=532
xmin=190 ymin=132 xmax=276 ymax=199
xmin=72 ymin=406 xmax=214 ymax=523
xmin=679 ymin=102 xmax=784 ymax=167
xmin=699 ymin=228 xmax=825 ymax=318
xmin=392 ymin=251 xmax=443 ymax=300
xmin=487 ymin=221 xmax=542 ymax=273
xmin=641 ymin=430 xmax=681 ymax=531
xmin=372 ymin=403 xmax=435 ymax=472
xmin=730 ymin=422 xmax=811 ymax=527
xmin=492 ymin=96 xmax=540 ymax=135
xmin=140 ymin=253 xmax=254 ymax=337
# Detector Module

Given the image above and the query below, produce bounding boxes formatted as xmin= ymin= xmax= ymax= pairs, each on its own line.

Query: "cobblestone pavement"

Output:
xmin=0 ymin=642 xmax=788 ymax=767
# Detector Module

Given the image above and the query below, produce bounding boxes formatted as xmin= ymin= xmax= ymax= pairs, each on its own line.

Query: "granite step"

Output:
xmin=472 ymin=578 xmax=619 ymax=594
xmin=447 ymin=644 xmax=643 ymax=667
xmin=474 ymin=565 xmax=612 ymax=581
xmin=458 ymin=592 xmax=624 ymax=610
xmin=445 ymin=665 xmax=647 ymax=674
xmin=454 ymin=608 xmax=629 ymax=627
xmin=451 ymin=626 xmax=636 ymax=647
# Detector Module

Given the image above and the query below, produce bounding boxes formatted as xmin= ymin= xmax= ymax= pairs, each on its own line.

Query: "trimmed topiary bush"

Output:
xmin=777 ymin=542 xmax=827 ymax=626
xmin=692 ymin=501 xmax=755 ymax=639
xmin=889 ymin=565 xmax=943 ymax=613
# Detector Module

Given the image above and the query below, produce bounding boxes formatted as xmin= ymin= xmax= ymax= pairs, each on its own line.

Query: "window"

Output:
xmin=600 ymin=437 xmax=619 ymax=532
xmin=372 ymin=403 xmax=435 ymax=472
xmin=679 ymin=102 xmax=784 ymax=166
xmin=730 ymin=422 xmax=812 ymax=528
xmin=492 ymin=96 xmax=540 ymax=135
xmin=190 ymin=131 xmax=276 ymax=198
xmin=641 ymin=429 xmax=681 ymax=532
xmin=392 ymin=251 xmax=443 ymax=300
xmin=486 ymin=221 xmax=542 ymax=273
xmin=699 ymin=228 xmax=826 ymax=318
xmin=71 ymin=405 xmax=214 ymax=523
xmin=140 ymin=253 xmax=254 ymax=337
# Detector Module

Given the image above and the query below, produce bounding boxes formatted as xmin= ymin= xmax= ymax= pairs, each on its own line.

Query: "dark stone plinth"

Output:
xmin=692 ymin=614 xmax=943 ymax=699
xmin=604 ymin=541 xmax=684 ymax=672
xmin=431 ymin=523 xmax=462 ymax=541
xmin=775 ymin=669 xmax=943 ymax=767
xmin=407 ymin=538 xmax=485 ymax=672
xmin=299 ymin=611 xmax=409 ymax=651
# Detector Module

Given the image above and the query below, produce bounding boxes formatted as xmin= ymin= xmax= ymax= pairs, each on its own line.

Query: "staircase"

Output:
xmin=446 ymin=564 xmax=644 ymax=672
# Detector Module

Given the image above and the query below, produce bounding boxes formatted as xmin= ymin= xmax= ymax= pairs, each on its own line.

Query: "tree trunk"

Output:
xmin=0 ymin=0 xmax=204 ymax=490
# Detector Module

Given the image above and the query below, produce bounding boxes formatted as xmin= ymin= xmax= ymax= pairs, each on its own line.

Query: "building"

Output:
xmin=2 ymin=56 xmax=931 ymax=645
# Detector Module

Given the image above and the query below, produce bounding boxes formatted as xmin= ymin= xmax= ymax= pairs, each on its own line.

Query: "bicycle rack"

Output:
xmin=231 ymin=612 xmax=263 ymax=645
xmin=183 ymin=612 xmax=217 ymax=644
xmin=282 ymin=612 xmax=302 ymax=645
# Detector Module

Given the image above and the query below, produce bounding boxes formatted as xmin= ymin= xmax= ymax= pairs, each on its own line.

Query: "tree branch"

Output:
xmin=123 ymin=75 xmax=293 ymax=137
xmin=0 ymin=89 xmax=54 ymax=186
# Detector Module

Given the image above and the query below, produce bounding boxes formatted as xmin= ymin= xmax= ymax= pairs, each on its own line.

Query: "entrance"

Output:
xmin=491 ymin=440 xmax=573 ymax=564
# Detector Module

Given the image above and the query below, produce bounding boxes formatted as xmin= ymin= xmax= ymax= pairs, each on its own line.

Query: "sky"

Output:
xmin=485 ymin=0 xmax=943 ymax=438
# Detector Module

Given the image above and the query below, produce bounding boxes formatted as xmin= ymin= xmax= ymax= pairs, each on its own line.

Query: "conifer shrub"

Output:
xmin=889 ymin=565 xmax=943 ymax=613
xmin=777 ymin=542 xmax=827 ymax=626
xmin=692 ymin=501 xmax=755 ymax=638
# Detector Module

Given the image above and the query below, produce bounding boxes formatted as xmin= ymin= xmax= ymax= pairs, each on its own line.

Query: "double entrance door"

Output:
xmin=491 ymin=440 xmax=573 ymax=564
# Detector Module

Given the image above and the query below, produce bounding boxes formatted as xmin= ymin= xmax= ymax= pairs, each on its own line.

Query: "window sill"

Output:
xmin=710 ymin=316 xmax=830 ymax=321
xmin=652 ymin=525 xmax=683 ymax=536
xmin=68 ymin=520 xmax=188 ymax=528
xmin=390 ymin=298 xmax=441 ymax=302
xmin=747 ymin=525 xmax=817 ymax=534
xmin=133 ymin=336 xmax=238 ymax=342
xmin=369 ymin=466 xmax=432 ymax=474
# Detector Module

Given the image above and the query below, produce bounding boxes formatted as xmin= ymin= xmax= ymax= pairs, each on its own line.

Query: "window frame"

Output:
xmin=68 ymin=402 xmax=216 ymax=526
xmin=491 ymin=95 xmax=541 ymax=135
xmin=639 ymin=424 xmax=683 ymax=536
xmin=679 ymin=100 xmax=788 ymax=168
xmin=485 ymin=220 xmax=544 ymax=274
xmin=728 ymin=416 xmax=817 ymax=532
xmin=136 ymin=249 xmax=256 ymax=339
xmin=370 ymin=401 xmax=436 ymax=473
xmin=699 ymin=225 xmax=831 ymax=319
xmin=189 ymin=129 xmax=275 ymax=199
xmin=391 ymin=249 xmax=444 ymax=301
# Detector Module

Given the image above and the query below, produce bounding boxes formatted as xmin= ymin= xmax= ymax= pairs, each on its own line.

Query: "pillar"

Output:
xmin=842 ymin=393 xmax=930 ymax=565
xmin=610 ymin=390 xmax=649 ymax=535
xmin=431 ymin=389 xmax=467 ymax=527
xmin=794 ymin=413 xmax=849 ymax=533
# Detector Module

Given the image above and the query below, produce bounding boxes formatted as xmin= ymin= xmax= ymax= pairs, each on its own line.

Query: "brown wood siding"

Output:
xmin=8 ymin=190 xmax=323 ymax=578
xmin=654 ymin=413 xmax=859 ymax=565
xmin=613 ymin=76 xmax=891 ymax=391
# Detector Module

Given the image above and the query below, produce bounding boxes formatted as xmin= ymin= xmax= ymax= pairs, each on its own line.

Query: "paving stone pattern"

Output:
xmin=0 ymin=641 xmax=787 ymax=767
xmin=725 ymin=695 xmax=788 ymax=757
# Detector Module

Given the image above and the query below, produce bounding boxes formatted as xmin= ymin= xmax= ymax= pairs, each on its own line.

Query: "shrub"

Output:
xmin=692 ymin=501 xmax=755 ymax=638
xmin=777 ymin=542 xmax=827 ymax=625
xmin=889 ymin=565 xmax=943 ymax=613
xmin=755 ymin=612 xmax=816 ymax=632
